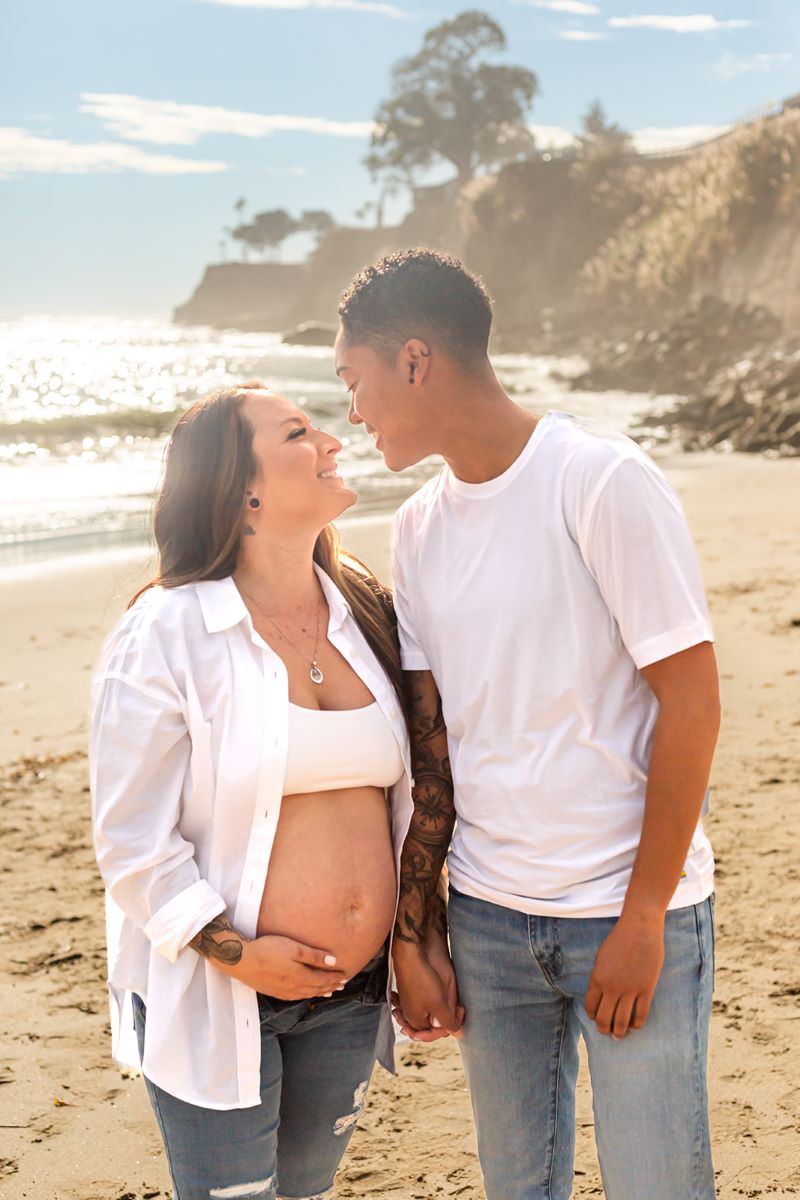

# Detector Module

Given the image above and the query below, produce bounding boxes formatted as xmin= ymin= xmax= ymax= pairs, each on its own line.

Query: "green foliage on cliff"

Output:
xmin=462 ymin=155 xmax=644 ymax=339
xmin=582 ymin=109 xmax=800 ymax=303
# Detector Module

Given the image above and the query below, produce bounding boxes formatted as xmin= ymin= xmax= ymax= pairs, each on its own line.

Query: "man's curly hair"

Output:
xmin=338 ymin=248 xmax=493 ymax=368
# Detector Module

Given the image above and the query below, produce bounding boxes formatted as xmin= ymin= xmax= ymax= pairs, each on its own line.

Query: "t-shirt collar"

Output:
xmin=445 ymin=411 xmax=553 ymax=500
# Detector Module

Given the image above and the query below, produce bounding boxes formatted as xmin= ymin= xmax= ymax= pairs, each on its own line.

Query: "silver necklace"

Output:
xmin=241 ymin=586 xmax=325 ymax=685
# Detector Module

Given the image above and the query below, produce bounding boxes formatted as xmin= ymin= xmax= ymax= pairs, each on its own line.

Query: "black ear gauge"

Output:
xmin=248 ymin=497 xmax=261 ymax=510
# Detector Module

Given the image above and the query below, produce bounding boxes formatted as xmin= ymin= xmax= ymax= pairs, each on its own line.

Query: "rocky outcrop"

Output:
xmin=636 ymin=340 xmax=800 ymax=456
xmin=570 ymin=298 xmax=783 ymax=396
xmin=281 ymin=322 xmax=337 ymax=346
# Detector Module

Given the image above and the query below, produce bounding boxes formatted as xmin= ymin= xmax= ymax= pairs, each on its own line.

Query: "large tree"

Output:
xmin=366 ymin=10 xmax=538 ymax=187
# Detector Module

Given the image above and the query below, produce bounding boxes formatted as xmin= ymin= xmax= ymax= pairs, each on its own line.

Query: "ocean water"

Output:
xmin=0 ymin=317 xmax=657 ymax=567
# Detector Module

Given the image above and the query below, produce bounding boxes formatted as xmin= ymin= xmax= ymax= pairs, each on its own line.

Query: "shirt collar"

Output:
xmin=194 ymin=564 xmax=352 ymax=636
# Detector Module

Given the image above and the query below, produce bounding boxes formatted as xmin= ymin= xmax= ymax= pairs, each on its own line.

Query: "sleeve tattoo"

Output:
xmin=394 ymin=671 xmax=456 ymax=945
xmin=189 ymin=914 xmax=245 ymax=966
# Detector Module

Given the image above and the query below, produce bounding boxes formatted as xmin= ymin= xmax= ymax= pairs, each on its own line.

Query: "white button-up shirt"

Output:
xmin=89 ymin=565 xmax=413 ymax=1110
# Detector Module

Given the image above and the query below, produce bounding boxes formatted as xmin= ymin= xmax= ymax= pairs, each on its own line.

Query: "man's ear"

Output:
xmin=402 ymin=338 xmax=432 ymax=387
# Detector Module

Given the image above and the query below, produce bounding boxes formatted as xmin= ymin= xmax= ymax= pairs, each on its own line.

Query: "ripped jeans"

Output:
xmin=132 ymin=955 xmax=386 ymax=1200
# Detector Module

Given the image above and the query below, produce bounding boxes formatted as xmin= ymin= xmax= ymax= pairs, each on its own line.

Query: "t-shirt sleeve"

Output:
xmin=390 ymin=508 xmax=430 ymax=672
xmin=577 ymin=454 xmax=714 ymax=670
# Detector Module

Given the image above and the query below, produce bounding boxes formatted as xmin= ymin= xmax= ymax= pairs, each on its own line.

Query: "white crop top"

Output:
xmin=282 ymin=701 xmax=405 ymax=796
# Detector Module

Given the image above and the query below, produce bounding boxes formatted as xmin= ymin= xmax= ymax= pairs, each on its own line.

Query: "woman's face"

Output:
xmin=241 ymin=390 xmax=356 ymax=531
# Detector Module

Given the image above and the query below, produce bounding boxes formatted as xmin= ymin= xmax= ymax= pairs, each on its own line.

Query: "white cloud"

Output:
xmin=530 ymin=1 xmax=601 ymax=13
xmin=531 ymin=123 xmax=579 ymax=149
xmin=0 ymin=127 xmax=228 ymax=176
xmin=203 ymin=0 xmax=407 ymax=16
xmin=610 ymin=15 xmax=751 ymax=33
xmin=714 ymin=50 xmax=792 ymax=80
xmin=559 ymin=29 xmax=608 ymax=39
xmin=80 ymin=93 xmax=374 ymax=146
xmin=631 ymin=123 xmax=730 ymax=152
xmin=529 ymin=122 xmax=731 ymax=154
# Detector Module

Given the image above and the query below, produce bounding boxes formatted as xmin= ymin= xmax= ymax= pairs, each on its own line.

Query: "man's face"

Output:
xmin=334 ymin=330 xmax=430 ymax=472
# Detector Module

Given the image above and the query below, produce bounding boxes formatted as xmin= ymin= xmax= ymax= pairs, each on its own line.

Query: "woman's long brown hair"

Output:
xmin=131 ymin=382 xmax=405 ymax=712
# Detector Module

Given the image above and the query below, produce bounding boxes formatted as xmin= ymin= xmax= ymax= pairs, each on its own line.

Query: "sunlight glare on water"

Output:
xmin=0 ymin=316 xmax=659 ymax=566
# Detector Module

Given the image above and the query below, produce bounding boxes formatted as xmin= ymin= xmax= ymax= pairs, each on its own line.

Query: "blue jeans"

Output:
xmin=448 ymin=886 xmax=716 ymax=1200
xmin=132 ymin=960 xmax=386 ymax=1200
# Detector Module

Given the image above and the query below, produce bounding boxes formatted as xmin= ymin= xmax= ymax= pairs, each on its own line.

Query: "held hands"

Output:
xmin=391 ymin=934 xmax=465 ymax=1042
xmin=585 ymin=912 xmax=665 ymax=1039
xmin=230 ymin=934 xmax=347 ymax=1000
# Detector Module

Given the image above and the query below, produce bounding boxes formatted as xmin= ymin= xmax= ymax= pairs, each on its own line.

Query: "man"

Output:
xmin=334 ymin=249 xmax=720 ymax=1200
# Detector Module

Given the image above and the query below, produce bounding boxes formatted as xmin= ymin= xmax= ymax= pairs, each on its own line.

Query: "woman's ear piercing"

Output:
xmin=248 ymin=497 xmax=261 ymax=510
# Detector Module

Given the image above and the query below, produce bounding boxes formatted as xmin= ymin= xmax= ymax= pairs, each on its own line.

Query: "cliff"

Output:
xmin=173 ymin=262 xmax=308 ymax=329
xmin=174 ymin=110 xmax=800 ymax=345
xmin=172 ymin=181 xmax=469 ymax=333
xmin=580 ymin=109 xmax=800 ymax=328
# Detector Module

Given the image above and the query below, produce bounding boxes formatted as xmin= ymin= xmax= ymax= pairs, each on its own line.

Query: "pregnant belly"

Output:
xmin=256 ymin=785 xmax=397 ymax=980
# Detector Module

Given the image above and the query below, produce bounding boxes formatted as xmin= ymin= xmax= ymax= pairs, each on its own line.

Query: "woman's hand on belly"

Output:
xmin=258 ymin=786 xmax=397 ymax=979
xmin=228 ymin=933 xmax=348 ymax=1000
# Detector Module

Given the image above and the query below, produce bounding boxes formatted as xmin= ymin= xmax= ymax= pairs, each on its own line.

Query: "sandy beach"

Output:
xmin=1 ymin=451 xmax=798 ymax=1200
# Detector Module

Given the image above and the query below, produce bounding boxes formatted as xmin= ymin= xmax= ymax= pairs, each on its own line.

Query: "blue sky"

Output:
xmin=1 ymin=0 xmax=796 ymax=317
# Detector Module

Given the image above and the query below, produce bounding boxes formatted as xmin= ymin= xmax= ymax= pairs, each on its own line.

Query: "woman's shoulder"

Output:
xmin=94 ymin=583 xmax=207 ymax=684
xmin=123 ymin=581 xmax=206 ymax=633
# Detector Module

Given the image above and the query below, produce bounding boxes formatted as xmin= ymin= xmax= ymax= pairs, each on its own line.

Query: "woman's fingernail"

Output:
xmin=324 ymin=955 xmax=337 ymax=966
xmin=323 ymin=992 xmax=332 ymax=997
xmin=431 ymin=1017 xmax=442 ymax=1028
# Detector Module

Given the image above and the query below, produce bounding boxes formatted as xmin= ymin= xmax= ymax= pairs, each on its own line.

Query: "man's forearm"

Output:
xmin=395 ymin=671 xmax=455 ymax=945
xmin=426 ymin=873 xmax=449 ymax=942
xmin=622 ymin=659 xmax=720 ymax=922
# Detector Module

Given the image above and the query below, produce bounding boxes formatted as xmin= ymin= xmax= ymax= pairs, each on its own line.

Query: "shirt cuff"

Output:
xmin=400 ymin=648 xmax=430 ymax=671
xmin=144 ymin=880 xmax=228 ymax=964
xmin=628 ymin=621 xmax=715 ymax=670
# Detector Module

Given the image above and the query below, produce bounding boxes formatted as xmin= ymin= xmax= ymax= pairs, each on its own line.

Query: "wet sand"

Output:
xmin=1 ymin=456 xmax=798 ymax=1199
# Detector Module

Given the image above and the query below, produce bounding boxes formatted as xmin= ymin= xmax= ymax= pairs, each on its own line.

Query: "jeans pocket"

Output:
xmin=361 ymin=954 xmax=389 ymax=1006
xmin=257 ymin=994 xmax=305 ymax=1026
xmin=692 ymin=898 xmax=715 ymax=978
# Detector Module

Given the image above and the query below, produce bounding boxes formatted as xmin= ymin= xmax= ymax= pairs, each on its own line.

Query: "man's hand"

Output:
xmin=585 ymin=641 xmax=720 ymax=1041
xmin=392 ymin=941 xmax=464 ymax=1041
xmin=585 ymin=913 xmax=665 ymax=1039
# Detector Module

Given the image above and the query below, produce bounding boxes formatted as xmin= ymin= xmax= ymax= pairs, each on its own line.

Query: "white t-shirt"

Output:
xmin=391 ymin=411 xmax=715 ymax=918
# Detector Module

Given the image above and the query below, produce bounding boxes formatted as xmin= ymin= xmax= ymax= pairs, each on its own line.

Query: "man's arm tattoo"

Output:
xmin=189 ymin=914 xmax=245 ymax=966
xmin=394 ymin=672 xmax=456 ymax=945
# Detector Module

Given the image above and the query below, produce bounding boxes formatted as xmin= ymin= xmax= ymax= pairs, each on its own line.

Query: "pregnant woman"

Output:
xmin=90 ymin=381 xmax=415 ymax=1200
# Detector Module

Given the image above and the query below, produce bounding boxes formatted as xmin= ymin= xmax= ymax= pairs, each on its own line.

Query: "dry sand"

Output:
xmin=1 ymin=455 xmax=798 ymax=1199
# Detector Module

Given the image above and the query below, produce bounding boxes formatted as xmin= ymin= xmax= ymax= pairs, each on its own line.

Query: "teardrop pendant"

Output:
xmin=310 ymin=662 xmax=324 ymax=685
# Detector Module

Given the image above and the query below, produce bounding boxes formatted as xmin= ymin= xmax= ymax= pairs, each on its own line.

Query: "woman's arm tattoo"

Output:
xmin=395 ymin=671 xmax=456 ymax=945
xmin=189 ymin=915 xmax=245 ymax=966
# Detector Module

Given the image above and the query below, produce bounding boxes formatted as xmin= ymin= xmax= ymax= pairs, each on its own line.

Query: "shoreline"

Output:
xmin=1 ymin=451 xmax=797 ymax=768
